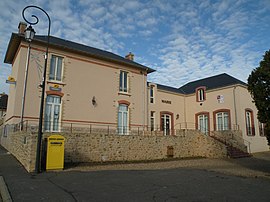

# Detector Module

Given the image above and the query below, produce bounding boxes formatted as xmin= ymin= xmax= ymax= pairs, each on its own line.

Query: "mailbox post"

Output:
xmin=46 ymin=135 xmax=65 ymax=170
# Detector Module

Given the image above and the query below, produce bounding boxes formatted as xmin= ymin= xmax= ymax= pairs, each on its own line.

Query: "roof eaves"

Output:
xmin=4 ymin=33 xmax=22 ymax=64
xmin=33 ymin=36 xmax=155 ymax=74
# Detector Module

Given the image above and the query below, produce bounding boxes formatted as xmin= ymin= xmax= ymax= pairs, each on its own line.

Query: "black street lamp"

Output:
xmin=22 ymin=5 xmax=51 ymax=173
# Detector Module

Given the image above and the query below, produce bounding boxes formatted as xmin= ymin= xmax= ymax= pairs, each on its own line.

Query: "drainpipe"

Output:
xmin=233 ymin=86 xmax=238 ymax=130
xmin=20 ymin=43 xmax=31 ymax=130
xmin=142 ymin=69 xmax=148 ymax=135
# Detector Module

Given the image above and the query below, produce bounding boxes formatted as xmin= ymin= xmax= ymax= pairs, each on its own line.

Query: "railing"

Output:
xmin=1 ymin=120 xmax=240 ymax=138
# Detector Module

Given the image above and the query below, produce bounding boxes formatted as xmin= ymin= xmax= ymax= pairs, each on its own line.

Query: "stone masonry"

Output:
xmin=0 ymin=130 xmax=227 ymax=172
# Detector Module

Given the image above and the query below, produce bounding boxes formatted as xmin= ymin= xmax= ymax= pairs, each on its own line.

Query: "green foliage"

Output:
xmin=248 ymin=50 xmax=270 ymax=144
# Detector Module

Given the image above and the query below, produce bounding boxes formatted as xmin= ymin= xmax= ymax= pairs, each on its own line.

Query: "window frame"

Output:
xmin=49 ymin=55 xmax=64 ymax=82
xmin=196 ymin=86 xmax=206 ymax=102
xmin=118 ymin=103 xmax=129 ymax=135
xmin=44 ymin=95 xmax=62 ymax=132
xmin=150 ymin=85 xmax=154 ymax=103
xmin=195 ymin=112 xmax=210 ymax=135
xmin=150 ymin=111 xmax=155 ymax=131
xmin=259 ymin=122 xmax=265 ymax=137
xmin=213 ymin=109 xmax=231 ymax=131
xmin=245 ymin=109 xmax=255 ymax=136
xmin=119 ymin=70 xmax=128 ymax=93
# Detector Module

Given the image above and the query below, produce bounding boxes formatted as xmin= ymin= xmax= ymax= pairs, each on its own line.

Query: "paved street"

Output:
xmin=1 ymin=145 xmax=270 ymax=201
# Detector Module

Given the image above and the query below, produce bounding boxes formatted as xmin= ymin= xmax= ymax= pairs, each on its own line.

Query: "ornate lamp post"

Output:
xmin=20 ymin=25 xmax=35 ymax=131
xmin=22 ymin=5 xmax=51 ymax=173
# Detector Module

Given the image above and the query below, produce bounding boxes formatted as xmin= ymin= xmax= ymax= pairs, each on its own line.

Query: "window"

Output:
xmin=45 ymin=95 xmax=61 ymax=132
xmin=118 ymin=104 xmax=129 ymax=135
xmin=119 ymin=71 xmax=128 ymax=93
xmin=150 ymin=111 xmax=155 ymax=131
xmin=245 ymin=109 xmax=255 ymax=136
xmin=49 ymin=55 xmax=63 ymax=81
xmin=214 ymin=110 xmax=230 ymax=131
xmin=150 ymin=85 xmax=154 ymax=103
xmin=196 ymin=112 xmax=209 ymax=135
xmin=259 ymin=122 xmax=265 ymax=137
xmin=196 ymin=87 xmax=206 ymax=102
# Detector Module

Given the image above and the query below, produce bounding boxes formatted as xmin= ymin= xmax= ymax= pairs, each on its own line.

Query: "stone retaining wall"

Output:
xmin=0 ymin=130 xmax=227 ymax=172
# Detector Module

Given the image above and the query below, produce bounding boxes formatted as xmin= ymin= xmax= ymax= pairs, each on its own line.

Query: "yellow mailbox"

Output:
xmin=46 ymin=135 xmax=65 ymax=170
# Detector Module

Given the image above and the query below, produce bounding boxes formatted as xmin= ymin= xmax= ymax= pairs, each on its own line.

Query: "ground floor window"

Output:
xmin=214 ymin=110 xmax=230 ymax=131
xmin=118 ymin=104 xmax=129 ymax=135
xmin=150 ymin=111 xmax=155 ymax=131
xmin=44 ymin=95 xmax=61 ymax=132
xmin=245 ymin=109 xmax=255 ymax=136
xmin=196 ymin=112 xmax=209 ymax=135
xmin=259 ymin=122 xmax=265 ymax=137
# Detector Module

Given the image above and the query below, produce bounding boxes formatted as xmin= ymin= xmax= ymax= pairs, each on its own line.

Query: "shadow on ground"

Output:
xmin=233 ymin=152 xmax=270 ymax=175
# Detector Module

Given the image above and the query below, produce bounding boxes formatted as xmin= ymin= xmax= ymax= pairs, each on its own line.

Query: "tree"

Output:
xmin=248 ymin=50 xmax=270 ymax=144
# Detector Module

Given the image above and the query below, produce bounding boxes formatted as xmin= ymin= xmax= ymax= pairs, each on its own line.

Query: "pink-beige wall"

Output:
xmin=148 ymin=84 xmax=185 ymax=131
xmin=5 ymin=41 xmax=148 ymax=130
xmin=151 ymin=84 xmax=269 ymax=153
xmin=235 ymin=86 xmax=269 ymax=152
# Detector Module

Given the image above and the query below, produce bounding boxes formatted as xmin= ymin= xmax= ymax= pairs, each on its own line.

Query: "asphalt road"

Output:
xmin=1 ymin=144 xmax=270 ymax=201
xmin=44 ymin=168 xmax=270 ymax=202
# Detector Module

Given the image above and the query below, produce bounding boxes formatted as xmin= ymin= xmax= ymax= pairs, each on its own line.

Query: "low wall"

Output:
xmin=0 ymin=131 xmax=37 ymax=171
xmin=1 ymin=130 xmax=227 ymax=172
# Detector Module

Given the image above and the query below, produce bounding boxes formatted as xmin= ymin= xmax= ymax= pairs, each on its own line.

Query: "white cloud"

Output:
xmin=0 ymin=0 xmax=270 ymax=94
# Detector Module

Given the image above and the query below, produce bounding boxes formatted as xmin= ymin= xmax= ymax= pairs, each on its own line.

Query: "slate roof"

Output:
xmin=4 ymin=33 xmax=155 ymax=73
xmin=179 ymin=73 xmax=247 ymax=94
xmin=156 ymin=83 xmax=183 ymax=94
xmin=0 ymin=94 xmax=8 ymax=110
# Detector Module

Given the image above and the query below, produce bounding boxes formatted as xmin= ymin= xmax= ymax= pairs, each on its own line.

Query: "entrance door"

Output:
xmin=198 ymin=114 xmax=209 ymax=134
xmin=161 ymin=114 xmax=171 ymax=136
xmin=45 ymin=95 xmax=61 ymax=132
xmin=118 ymin=104 xmax=129 ymax=135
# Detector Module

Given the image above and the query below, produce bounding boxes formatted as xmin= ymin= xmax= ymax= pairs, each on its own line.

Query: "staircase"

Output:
xmin=227 ymin=146 xmax=251 ymax=158
xmin=209 ymin=133 xmax=251 ymax=158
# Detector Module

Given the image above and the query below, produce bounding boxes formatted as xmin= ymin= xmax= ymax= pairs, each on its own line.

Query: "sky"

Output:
xmin=1 ymin=0 xmax=270 ymax=93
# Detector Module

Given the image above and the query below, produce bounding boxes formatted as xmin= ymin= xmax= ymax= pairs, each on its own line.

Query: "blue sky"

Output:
xmin=1 ymin=0 xmax=270 ymax=93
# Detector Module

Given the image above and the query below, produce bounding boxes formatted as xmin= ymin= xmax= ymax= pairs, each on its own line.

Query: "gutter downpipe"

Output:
xmin=233 ymin=86 xmax=238 ymax=130
xmin=143 ymin=68 xmax=148 ymax=135
xmin=20 ymin=43 xmax=31 ymax=130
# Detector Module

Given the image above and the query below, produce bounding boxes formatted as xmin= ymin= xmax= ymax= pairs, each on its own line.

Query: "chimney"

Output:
xmin=18 ymin=22 xmax=27 ymax=35
xmin=125 ymin=52 xmax=134 ymax=61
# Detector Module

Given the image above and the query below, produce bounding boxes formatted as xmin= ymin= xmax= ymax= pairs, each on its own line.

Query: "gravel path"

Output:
xmin=66 ymin=152 xmax=270 ymax=179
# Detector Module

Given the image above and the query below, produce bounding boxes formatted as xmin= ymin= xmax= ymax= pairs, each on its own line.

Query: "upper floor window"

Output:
xmin=245 ymin=109 xmax=255 ymax=136
xmin=150 ymin=85 xmax=154 ymax=103
xmin=49 ymin=55 xmax=63 ymax=82
xmin=119 ymin=71 xmax=128 ymax=93
xmin=196 ymin=87 xmax=206 ymax=102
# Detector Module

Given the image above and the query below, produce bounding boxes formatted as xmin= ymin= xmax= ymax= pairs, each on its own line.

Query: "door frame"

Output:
xmin=195 ymin=112 xmax=210 ymax=135
xmin=160 ymin=111 xmax=174 ymax=135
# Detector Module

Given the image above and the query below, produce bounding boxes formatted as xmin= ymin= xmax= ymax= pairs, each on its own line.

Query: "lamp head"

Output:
xmin=24 ymin=25 xmax=35 ymax=42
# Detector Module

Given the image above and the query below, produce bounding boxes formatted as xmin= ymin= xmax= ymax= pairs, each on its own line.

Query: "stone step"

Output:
xmin=227 ymin=147 xmax=251 ymax=158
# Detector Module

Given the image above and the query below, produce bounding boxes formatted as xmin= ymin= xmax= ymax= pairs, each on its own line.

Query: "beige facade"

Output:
xmin=148 ymin=83 xmax=269 ymax=153
xmin=4 ymin=33 xmax=151 ymax=135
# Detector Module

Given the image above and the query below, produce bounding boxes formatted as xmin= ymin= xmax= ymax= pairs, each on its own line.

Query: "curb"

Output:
xmin=0 ymin=176 xmax=12 ymax=202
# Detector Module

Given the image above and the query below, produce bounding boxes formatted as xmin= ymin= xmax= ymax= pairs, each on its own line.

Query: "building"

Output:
xmin=149 ymin=73 xmax=269 ymax=153
xmin=0 ymin=93 xmax=8 ymax=118
xmin=2 ymin=22 xmax=269 ymax=154
xmin=4 ymin=22 xmax=154 ymax=135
